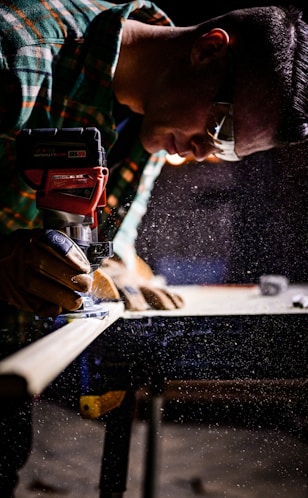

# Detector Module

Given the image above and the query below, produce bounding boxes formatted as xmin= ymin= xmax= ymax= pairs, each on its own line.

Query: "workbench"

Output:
xmin=0 ymin=284 xmax=307 ymax=498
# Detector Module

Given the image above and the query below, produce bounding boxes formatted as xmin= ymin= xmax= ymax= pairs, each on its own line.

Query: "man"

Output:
xmin=0 ymin=0 xmax=306 ymax=317
xmin=0 ymin=2 xmax=307 ymax=495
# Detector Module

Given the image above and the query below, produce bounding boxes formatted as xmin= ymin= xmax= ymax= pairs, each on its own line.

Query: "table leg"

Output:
xmin=0 ymin=396 xmax=32 ymax=498
xmin=142 ymin=395 xmax=163 ymax=498
xmin=99 ymin=390 xmax=135 ymax=497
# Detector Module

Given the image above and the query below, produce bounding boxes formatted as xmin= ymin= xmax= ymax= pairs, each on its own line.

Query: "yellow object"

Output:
xmin=80 ymin=390 xmax=126 ymax=419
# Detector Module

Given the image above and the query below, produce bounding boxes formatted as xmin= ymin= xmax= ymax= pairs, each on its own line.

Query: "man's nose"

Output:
xmin=190 ymin=135 xmax=219 ymax=162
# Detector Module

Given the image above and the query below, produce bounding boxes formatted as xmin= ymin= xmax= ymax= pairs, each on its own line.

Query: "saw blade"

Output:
xmin=58 ymin=294 xmax=109 ymax=319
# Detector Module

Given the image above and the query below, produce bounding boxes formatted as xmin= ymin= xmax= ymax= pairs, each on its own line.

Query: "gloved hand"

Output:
xmin=92 ymin=257 xmax=184 ymax=311
xmin=0 ymin=229 xmax=92 ymax=316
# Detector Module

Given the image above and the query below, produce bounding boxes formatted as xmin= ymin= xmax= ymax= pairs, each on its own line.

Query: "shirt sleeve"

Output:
xmin=113 ymin=151 xmax=166 ymax=269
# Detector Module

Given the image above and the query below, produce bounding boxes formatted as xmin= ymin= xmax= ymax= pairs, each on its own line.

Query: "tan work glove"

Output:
xmin=0 ymin=229 xmax=92 ymax=317
xmin=92 ymin=257 xmax=184 ymax=311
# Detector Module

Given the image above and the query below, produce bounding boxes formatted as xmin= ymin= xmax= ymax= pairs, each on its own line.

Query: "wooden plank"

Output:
xmin=1 ymin=284 xmax=307 ymax=398
xmin=124 ymin=284 xmax=308 ymax=318
xmin=0 ymin=301 xmax=124 ymax=397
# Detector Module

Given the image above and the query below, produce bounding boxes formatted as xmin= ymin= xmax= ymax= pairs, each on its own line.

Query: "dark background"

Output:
xmin=136 ymin=1 xmax=308 ymax=285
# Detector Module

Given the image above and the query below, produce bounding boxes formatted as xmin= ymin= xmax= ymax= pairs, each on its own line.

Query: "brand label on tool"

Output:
xmin=68 ymin=150 xmax=87 ymax=158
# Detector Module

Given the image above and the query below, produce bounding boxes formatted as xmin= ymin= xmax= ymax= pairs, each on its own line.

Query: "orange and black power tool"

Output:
xmin=16 ymin=127 xmax=113 ymax=269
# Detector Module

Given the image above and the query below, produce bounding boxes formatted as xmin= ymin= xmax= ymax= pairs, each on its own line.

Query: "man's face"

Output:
xmin=139 ymin=55 xmax=279 ymax=162
xmin=139 ymin=81 xmax=226 ymax=161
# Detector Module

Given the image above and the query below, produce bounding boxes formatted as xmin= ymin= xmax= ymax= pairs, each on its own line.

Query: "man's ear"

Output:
xmin=191 ymin=28 xmax=229 ymax=69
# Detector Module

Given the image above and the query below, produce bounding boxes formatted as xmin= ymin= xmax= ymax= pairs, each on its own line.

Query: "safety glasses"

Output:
xmin=207 ymin=102 xmax=240 ymax=162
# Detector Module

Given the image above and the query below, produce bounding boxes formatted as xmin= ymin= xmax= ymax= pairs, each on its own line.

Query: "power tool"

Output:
xmin=16 ymin=127 xmax=113 ymax=317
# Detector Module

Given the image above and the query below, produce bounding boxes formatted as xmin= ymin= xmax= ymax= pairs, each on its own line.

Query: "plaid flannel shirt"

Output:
xmin=0 ymin=0 xmax=170 ymax=265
